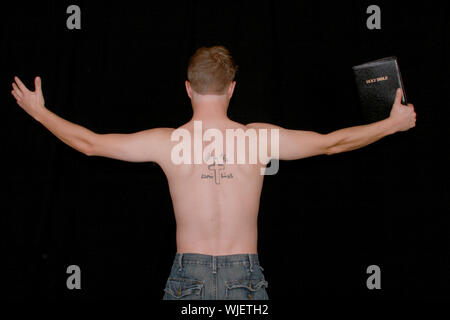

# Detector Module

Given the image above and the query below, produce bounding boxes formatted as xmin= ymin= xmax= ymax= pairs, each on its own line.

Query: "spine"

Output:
xmin=394 ymin=57 xmax=408 ymax=105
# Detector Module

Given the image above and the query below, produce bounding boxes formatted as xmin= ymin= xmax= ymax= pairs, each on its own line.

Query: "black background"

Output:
xmin=2 ymin=0 xmax=449 ymax=303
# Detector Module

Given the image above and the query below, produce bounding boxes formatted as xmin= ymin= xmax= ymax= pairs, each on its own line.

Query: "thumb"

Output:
xmin=35 ymin=76 xmax=42 ymax=92
xmin=394 ymin=88 xmax=403 ymax=105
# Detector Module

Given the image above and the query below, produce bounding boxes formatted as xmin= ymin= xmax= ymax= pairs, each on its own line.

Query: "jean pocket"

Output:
xmin=163 ymin=278 xmax=204 ymax=300
xmin=225 ymin=279 xmax=269 ymax=300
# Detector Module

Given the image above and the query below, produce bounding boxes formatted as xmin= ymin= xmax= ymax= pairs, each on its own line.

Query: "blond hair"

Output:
xmin=187 ymin=46 xmax=238 ymax=95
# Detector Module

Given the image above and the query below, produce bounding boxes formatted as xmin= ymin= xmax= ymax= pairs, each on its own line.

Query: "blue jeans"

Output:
xmin=163 ymin=253 xmax=269 ymax=300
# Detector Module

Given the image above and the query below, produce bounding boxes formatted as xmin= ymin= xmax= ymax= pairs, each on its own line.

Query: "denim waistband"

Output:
xmin=174 ymin=253 xmax=260 ymax=273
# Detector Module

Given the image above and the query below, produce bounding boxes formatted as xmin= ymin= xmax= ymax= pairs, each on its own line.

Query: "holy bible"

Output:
xmin=352 ymin=56 xmax=407 ymax=123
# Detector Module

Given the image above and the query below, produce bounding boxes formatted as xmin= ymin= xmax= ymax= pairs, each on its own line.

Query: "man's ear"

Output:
xmin=228 ymin=81 xmax=236 ymax=98
xmin=185 ymin=80 xmax=192 ymax=99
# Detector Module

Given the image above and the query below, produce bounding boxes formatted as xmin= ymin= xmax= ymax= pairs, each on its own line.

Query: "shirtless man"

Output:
xmin=10 ymin=46 xmax=416 ymax=300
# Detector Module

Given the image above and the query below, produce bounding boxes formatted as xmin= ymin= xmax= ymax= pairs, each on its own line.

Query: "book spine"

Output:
xmin=394 ymin=58 xmax=408 ymax=105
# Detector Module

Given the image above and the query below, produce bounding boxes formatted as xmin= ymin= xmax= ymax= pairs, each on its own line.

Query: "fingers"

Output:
xmin=35 ymin=76 xmax=42 ymax=93
xmin=407 ymin=104 xmax=416 ymax=118
xmin=408 ymin=103 xmax=416 ymax=127
xmin=394 ymin=88 xmax=403 ymax=105
xmin=12 ymin=83 xmax=23 ymax=98
xmin=14 ymin=76 xmax=29 ymax=93
xmin=11 ymin=89 xmax=22 ymax=102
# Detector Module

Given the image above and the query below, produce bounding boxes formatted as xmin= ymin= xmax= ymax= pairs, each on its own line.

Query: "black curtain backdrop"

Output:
xmin=2 ymin=0 xmax=449 ymax=303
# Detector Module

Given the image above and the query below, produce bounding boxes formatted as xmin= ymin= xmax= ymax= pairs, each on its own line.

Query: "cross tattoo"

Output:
xmin=208 ymin=161 xmax=225 ymax=185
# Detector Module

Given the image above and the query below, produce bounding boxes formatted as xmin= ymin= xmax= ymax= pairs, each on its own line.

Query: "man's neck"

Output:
xmin=191 ymin=95 xmax=229 ymax=122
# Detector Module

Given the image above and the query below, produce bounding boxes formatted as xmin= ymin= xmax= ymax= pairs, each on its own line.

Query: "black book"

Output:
xmin=352 ymin=56 xmax=407 ymax=123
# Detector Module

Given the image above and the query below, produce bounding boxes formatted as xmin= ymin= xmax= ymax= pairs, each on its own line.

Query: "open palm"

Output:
xmin=11 ymin=76 xmax=46 ymax=120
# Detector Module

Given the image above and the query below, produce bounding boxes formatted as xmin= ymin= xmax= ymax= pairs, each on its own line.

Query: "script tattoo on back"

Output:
xmin=200 ymin=154 xmax=233 ymax=185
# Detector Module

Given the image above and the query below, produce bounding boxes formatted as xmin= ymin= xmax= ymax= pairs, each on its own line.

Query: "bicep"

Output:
xmin=278 ymin=128 xmax=330 ymax=160
xmin=248 ymin=122 xmax=331 ymax=160
xmin=91 ymin=128 xmax=173 ymax=163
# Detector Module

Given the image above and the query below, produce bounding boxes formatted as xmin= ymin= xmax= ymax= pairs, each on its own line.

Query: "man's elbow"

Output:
xmin=80 ymin=133 xmax=99 ymax=156
xmin=323 ymin=135 xmax=340 ymax=155
xmin=322 ymin=132 xmax=349 ymax=156
xmin=80 ymin=143 xmax=95 ymax=156
xmin=325 ymin=145 xmax=339 ymax=155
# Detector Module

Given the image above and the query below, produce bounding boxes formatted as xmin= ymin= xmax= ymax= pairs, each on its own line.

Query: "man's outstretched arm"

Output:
xmin=11 ymin=76 xmax=172 ymax=163
xmin=248 ymin=88 xmax=416 ymax=160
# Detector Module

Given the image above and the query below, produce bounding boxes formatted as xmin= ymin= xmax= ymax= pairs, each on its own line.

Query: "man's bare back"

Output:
xmin=160 ymin=120 xmax=266 ymax=255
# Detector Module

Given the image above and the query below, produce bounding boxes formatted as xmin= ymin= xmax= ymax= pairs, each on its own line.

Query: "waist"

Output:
xmin=173 ymin=252 xmax=261 ymax=267
xmin=176 ymin=226 xmax=258 ymax=255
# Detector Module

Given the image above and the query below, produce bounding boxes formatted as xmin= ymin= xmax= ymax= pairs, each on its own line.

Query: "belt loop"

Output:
xmin=178 ymin=253 xmax=183 ymax=272
xmin=212 ymin=256 xmax=217 ymax=274
xmin=249 ymin=254 xmax=254 ymax=273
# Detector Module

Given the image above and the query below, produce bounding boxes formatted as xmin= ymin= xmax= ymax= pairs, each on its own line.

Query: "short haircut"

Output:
xmin=187 ymin=46 xmax=238 ymax=95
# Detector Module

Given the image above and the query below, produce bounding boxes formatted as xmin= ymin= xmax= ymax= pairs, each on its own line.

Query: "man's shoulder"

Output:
xmin=246 ymin=122 xmax=282 ymax=130
xmin=142 ymin=127 xmax=175 ymax=140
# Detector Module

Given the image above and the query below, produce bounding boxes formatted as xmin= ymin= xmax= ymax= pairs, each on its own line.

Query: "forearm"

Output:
xmin=36 ymin=107 xmax=96 ymax=155
xmin=326 ymin=117 xmax=400 ymax=155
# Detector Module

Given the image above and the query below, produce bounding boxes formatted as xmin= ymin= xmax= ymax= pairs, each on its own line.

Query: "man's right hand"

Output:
xmin=389 ymin=88 xmax=416 ymax=132
xmin=11 ymin=76 xmax=46 ymax=121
